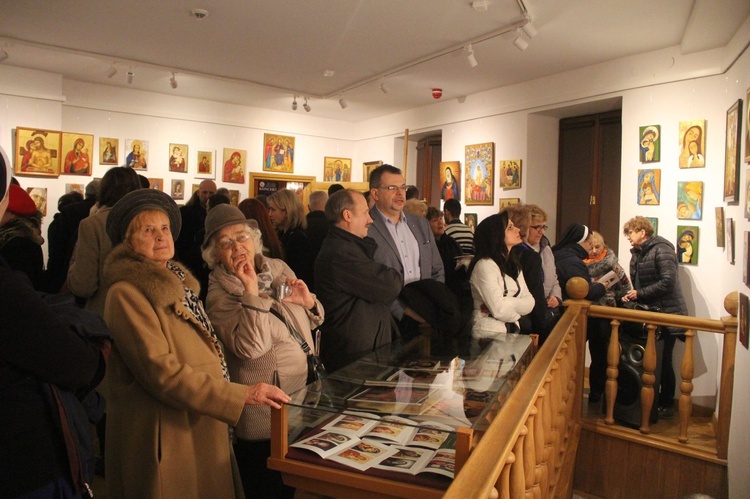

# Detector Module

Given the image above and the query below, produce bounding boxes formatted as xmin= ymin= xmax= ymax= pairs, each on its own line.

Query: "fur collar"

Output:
xmin=103 ymin=244 xmax=199 ymax=308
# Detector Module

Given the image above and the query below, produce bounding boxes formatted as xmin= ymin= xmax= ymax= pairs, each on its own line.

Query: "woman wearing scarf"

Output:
xmin=552 ymin=222 xmax=606 ymax=302
xmin=583 ymin=230 xmax=632 ymax=403
xmin=102 ymin=189 xmax=289 ymax=498
xmin=0 ymin=183 xmax=45 ymax=289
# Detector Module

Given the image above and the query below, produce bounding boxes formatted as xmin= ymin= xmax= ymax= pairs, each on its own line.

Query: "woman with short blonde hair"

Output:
xmin=267 ymin=189 xmax=313 ymax=284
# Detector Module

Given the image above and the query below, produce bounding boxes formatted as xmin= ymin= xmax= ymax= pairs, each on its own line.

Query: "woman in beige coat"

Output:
xmin=102 ymin=189 xmax=289 ymax=499
xmin=203 ymin=204 xmax=324 ymax=499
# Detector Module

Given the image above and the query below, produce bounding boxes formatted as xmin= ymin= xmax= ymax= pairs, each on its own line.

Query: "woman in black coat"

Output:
xmin=552 ymin=223 xmax=606 ymax=302
xmin=622 ymin=216 xmax=688 ymax=418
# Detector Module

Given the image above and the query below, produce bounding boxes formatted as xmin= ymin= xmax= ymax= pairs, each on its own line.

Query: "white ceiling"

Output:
xmin=0 ymin=0 xmax=748 ymax=122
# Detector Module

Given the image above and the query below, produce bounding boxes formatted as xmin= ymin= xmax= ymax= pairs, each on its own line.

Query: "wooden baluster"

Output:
xmin=544 ymin=373 xmax=558 ymax=492
xmin=498 ymin=453 xmax=515 ymax=499
xmin=604 ymin=319 xmax=620 ymax=425
xmin=639 ymin=323 xmax=658 ymax=434
xmin=523 ymin=409 xmax=540 ymax=499
xmin=534 ymin=390 xmax=548 ymax=496
xmin=678 ymin=328 xmax=696 ymax=443
xmin=717 ymin=292 xmax=738 ymax=460
xmin=511 ymin=426 xmax=527 ymax=499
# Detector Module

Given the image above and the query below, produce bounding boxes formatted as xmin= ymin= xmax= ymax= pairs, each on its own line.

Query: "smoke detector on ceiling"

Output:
xmin=471 ymin=1 xmax=491 ymax=11
xmin=190 ymin=9 xmax=209 ymax=19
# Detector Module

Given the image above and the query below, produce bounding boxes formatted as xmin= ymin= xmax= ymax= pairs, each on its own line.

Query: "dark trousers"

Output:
xmin=587 ymin=318 xmax=610 ymax=396
xmin=659 ymin=333 xmax=677 ymax=408
xmin=233 ymin=439 xmax=294 ymax=499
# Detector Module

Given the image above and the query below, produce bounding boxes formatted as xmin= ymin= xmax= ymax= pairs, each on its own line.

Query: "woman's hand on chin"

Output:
xmin=282 ymin=278 xmax=315 ymax=309
xmin=245 ymin=383 xmax=291 ymax=409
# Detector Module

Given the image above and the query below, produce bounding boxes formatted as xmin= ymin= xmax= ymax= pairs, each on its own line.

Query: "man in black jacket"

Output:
xmin=314 ymin=189 xmax=401 ymax=372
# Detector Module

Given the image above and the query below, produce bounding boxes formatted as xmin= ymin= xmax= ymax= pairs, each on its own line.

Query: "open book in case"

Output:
xmin=269 ymin=329 xmax=535 ymax=497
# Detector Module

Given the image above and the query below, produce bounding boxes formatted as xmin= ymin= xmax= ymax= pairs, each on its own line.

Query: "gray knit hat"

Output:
xmin=202 ymin=204 xmax=256 ymax=249
xmin=106 ymin=189 xmax=181 ymax=245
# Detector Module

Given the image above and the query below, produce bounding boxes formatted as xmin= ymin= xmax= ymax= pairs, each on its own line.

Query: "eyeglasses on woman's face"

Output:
xmin=217 ymin=233 xmax=251 ymax=250
xmin=530 ymin=224 xmax=548 ymax=232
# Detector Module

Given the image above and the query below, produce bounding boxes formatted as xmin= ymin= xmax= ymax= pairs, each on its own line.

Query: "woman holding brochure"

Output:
xmin=583 ymin=231 xmax=632 ymax=403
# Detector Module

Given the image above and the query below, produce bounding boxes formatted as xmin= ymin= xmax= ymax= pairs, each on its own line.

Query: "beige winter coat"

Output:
xmin=206 ymin=256 xmax=324 ymax=440
xmin=103 ymin=244 xmax=247 ymax=499
xmin=67 ymin=206 xmax=112 ymax=316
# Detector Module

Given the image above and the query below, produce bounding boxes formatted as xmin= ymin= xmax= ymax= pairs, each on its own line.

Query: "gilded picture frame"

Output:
xmin=195 ymin=149 xmax=215 ymax=179
xmin=498 ymin=197 xmax=521 ymax=209
xmin=168 ymin=143 xmax=188 ymax=173
xmin=363 ymin=161 xmax=383 ymax=184
xmin=724 ymin=99 xmax=742 ymax=204
xmin=439 ymin=161 xmax=460 ymax=201
xmin=14 ymin=127 xmax=62 ymax=177
xmin=99 ymin=137 xmax=119 ymax=165
xmin=464 ymin=142 xmax=494 ymax=206
xmin=124 ymin=138 xmax=149 ymax=170
xmin=61 ymin=132 xmax=94 ymax=176
xmin=498 ymin=160 xmax=521 ymax=189
xmin=148 ymin=178 xmax=163 ymax=191
xmin=222 ymin=148 xmax=247 ymax=184
xmin=26 ymin=187 xmax=47 ymax=216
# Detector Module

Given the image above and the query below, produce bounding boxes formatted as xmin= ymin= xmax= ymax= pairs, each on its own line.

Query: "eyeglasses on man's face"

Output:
xmin=530 ymin=225 xmax=548 ymax=231
xmin=217 ymin=233 xmax=251 ymax=250
xmin=379 ymin=185 xmax=407 ymax=192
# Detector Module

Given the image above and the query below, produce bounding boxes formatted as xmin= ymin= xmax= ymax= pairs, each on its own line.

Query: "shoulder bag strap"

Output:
xmin=269 ymin=307 xmax=312 ymax=355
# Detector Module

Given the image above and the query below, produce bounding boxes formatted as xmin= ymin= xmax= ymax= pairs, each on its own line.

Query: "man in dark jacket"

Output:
xmin=175 ymin=179 xmax=216 ymax=268
xmin=314 ymin=189 xmax=401 ymax=372
xmin=622 ymin=216 xmax=688 ymax=418
xmin=304 ymin=190 xmax=330 ymax=292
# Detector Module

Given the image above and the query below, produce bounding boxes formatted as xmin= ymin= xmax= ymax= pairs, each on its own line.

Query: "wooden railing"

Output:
xmin=444 ymin=278 xmax=738 ymax=498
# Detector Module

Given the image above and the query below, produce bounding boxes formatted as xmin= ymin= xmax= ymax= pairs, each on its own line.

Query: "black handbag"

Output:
xmin=269 ymin=308 xmax=327 ymax=384
xmin=620 ymin=302 xmax=662 ymax=340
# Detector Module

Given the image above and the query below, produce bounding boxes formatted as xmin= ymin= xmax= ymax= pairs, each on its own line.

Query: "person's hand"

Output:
xmin=233 ymin=254 xmax=259 ymax=295
xmin=404 ymin=307 xmax=427 ymax=324
xmin=282 ymin=278 xmax=315 ymax=309
xmin=622 ymin=289 xmax=638 ymax=302
xmin=244 ymin=383 xmax=291 ymax=409
xmin=547 ymin=296 xmax=560 ymax=308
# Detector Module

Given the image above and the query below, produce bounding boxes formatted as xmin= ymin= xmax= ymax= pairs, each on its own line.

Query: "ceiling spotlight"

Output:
xmin=323 ymin=69 xmax=335 ymax=77
xmin=471 ymin=0 xmax=490 ymax=11
xmin=339 ymin=97 xmax=348 ymax=109
xmin=379 ymin=82 xmax=389 ymax=94
xmin=521 ymin=21 xmax=538 ymax=39
xmin=466 ymin=44 xmax=478 ymax=68
xmin=513 ymin=31 xmax=529 ymax=51
xmin=106 ymin=66 xmax=117 ymax=79
xmin=169 ymin=73 xmax=178 ymax=89
xmin=0 ymin=49 xmax=8 ymax=63
xmin=292 ymin=96 xmax=298 ymax=111
xmin=127 ymin=70 xmax=134 ymax=84
xmin=190 ymin=8 xmax=209 ymax=19
xmin=303 ymin=98 xmax=311 ymax=112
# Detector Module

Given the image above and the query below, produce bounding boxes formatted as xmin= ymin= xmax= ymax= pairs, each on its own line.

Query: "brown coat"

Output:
xmin=103 ymin=244 xmax=246 ymax=499
xmin=67 ymin=206 xmax=112 ymax=316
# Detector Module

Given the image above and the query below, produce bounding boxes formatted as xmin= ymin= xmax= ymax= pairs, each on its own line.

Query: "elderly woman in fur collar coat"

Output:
xmin=102 ymin=189 xmax=289 ymax=499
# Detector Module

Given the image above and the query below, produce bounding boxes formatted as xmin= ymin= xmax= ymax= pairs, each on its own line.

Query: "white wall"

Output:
xmin=2 ymin=33 xmax=749 ymax=497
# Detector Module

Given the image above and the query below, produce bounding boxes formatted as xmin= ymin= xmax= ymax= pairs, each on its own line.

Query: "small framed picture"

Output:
xmin=14 ymin=127 xmax=62 ymax=177
xmin=148 ymin=178 xmax=163 ymax=191
xmin=323 ymin=157 xmax=352 ymax=182
xmin=195 ymin=149 xmax=215 ymax=179
xmin=745 ymin=169 xmax=750 ymax=220
xmin=745 ymin=233 xmax=750 ymax=289
xmin=464 ymin=213 xmax=477 ymax=231
xmin=439 ymin=161 xmax=461 ymax=201
xmin=26 ymin=187 xmax=47 ymax=216
xmin=363 ymin=161 xmax=383 ymax=184
xmin=678 ymin=120 xmax=705 ymax=169
xmin=499 ymin=160 xmax=522 ymax=189
xmin=223 ymin=148 xmax=247 ymax=184
xmin=646 ymin=217 xmax=659 ymax=236
xmin=716 ymin=207 xmax=725 ymax=247
xmin=168 ymin=143 xmax=188 ymax=173
xmin=739 ymin=292 xmax=749 ymax=350
xmin=498 ymin=197 xmax=521 ymax=209
xmin=171 ymin=179 xmax=185 ymax=200
xmin=61 ymin=132 xmax=94 ymax=176
xmin=465 ymin=142 xmax=494 ymax=206
xmin=639 ymin=125 xmax=660 ymax=163
xmin=724 ymin=99 xmax=742 ymax=204
xmin=726 ymin=218 xmax=735 ymax=265
xmin=745 ymin=86 xmax=750 ymax=163
xmin=100 ymin=137 xmax=119 ymax=165
xmin=676 ymin=226 xmax=699 ymax=265
xmin=124 ymin=139 xmax=149 ymax=170
xmin=637 ymin=169 xmax=660 ymax=205
xmin=677 ymin=181 xmax=702 ymax=220
xmin=228 ymin=190 xmax=240 ymax=206
xmin=65 ymin=183 xmax=84 ymax=195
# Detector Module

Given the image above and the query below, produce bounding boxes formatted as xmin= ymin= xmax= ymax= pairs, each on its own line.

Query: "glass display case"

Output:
xmin=269 ymin=331 xmax=535 ymax=497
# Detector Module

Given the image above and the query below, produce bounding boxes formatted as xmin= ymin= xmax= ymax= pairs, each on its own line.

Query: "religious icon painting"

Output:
xmin=228 ymin=190 xmax=240 ymax=207
xmin=726 ymin=218 xmax=735 ymax=265
xmin=171 ymin=179 xmax=185 ymax=200
xmin=14 ymin=127 xmax=62 ymax=177
xmin=363 ymin=161 xmax=383 ymax=184
xmin=99 ymin=137 xmax=119 ymax=165
xmin=724 ymin=99 xmax=742 ymax=204
xmin=498 ymin=160 xmax=521 ymax=189
xmin=65 ymin=184 xmax=84 ymax=195
xmin=676 ymin=181 xmax=703 ymax=220
xmin=439 ymin=161 xmax=461 ymax=201
xmin=26 ymin=187 xmax=47 ymax=216
xmin=678 ymin=120 xmax=705 ymax=169
xmin=498 ymin=198 xmax=520 ymax=209
xmin=263 ymin=133 xmax=295 ymax=173
xmin=716 ymin=207 xmax=725 ymax=247
xmin=637 ymin=169 xmax=660 ymax=205
xmin=168 ymin=143 xmax=188 ymax=173
xmin=196 ymin=149 xmax=215 ymax=179
xmin=223 ymin=148 xmax=247 ymax=184
xmin=61 ymin=132 xmax=94 ymax=176
xmin=739 ymin=292 xmax=749 ymax=350
xmin=464 ymin=213 xmax=478 ymax=231
xmin=745 ymin=87 xmax=750 ymax=163
xmin=639 ymin=125 xmax=660 ymax=163
xmin=745 ymin=170 xmax=750 ymax=220
xmin=676 ymin=225 xmax=699 ymax=265
xmin=324 ymin=157 xmax=352 ymax=182
xmin=148 ymin=178 xmax=163 ymax=191
xmin=646 ymin=217 xmax=658 ymax=236
xmin=464 ymin=142 xmax=494 ymax=206
xmin=124 ymin=139 xmax=149 ymax=170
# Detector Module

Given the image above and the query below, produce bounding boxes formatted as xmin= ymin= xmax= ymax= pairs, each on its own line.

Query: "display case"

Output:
xmin=269 ymin=332 xmax=534 ymax=498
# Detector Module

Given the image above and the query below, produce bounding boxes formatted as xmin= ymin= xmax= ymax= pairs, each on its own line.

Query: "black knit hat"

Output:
xmin=106 ymin=189 xmax=181 ymax=245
